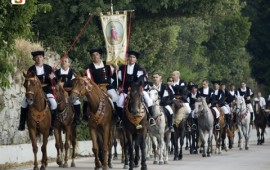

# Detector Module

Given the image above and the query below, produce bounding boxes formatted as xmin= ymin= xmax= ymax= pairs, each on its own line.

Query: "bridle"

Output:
xmin=71 ymin=77 xmax=93 ymax=96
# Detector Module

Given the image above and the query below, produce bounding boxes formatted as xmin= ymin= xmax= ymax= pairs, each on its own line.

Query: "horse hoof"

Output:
xmin=245 ymin=147 xmax=249 ymax=150
xmin=146 ymin=157 xmax=150 ymax=161
xmin=239 ymin=148 xmax=243 ymax=150
xmin=207 ymin=154 xmax=211 ymax=157
xmin=56 ymin=160 xmax=62 ymax=166
xmin=164 ymin=161 xmax=168 ymax=164
xmin=202 ymin=154 xmax=206 ymax=157
xmin=95 ymin=167 xmax=101 ymax=170
xmin=113 ymin=156 xmax=118 ymax=160
xmin=134 ymin=164 xmax=139 ymax=168
xmin=71 ymin=162 xmax=76 ymax=167
xmin=185 ymin=146 xmax=189 ymax=150
xmin=159 ymin=161 xmax=164 ymax=165
xmin=153 ymin=161 xmax=158 ymax=164
xmin=109 ymin=164 xmax=113 ymax=169
xmin=178 ymin=155 xmax=183 ymax=160
xmin=63 ymin=163 xmax=68 ymax=168
xmin=103 ymin=166 xmax=109 ymax=170
xmin=40 ymin=165 xmax=46 ymax=170
xmin=121 ymin=160 xmax=124 ymax=164
xmin=141 ymin=165 xmax=147 ymax=170
xmin=173 ymin=156 xmax=179 ymax=160
xmin=123 ymin=165 xmax=129 ymax=169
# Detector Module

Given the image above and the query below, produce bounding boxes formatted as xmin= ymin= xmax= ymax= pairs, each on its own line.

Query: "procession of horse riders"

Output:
xmin=18 ymin=49 xmax=270 ymax=168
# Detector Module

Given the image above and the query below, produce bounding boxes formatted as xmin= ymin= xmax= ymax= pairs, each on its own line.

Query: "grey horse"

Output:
xmin=235 ymin=95 xmax=251 ymax=150
xmin=194 ymin=97 xmax=214 ymax=157
xmin=148 ymin=87 xmax=170 ymax=165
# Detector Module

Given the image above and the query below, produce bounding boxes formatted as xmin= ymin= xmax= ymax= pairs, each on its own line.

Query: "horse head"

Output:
xmin=70 ymin=73 xmax=92 ymax=103
xmin=55 ymin=81 xmax=69 ymax=111
xmin=148 ymin=87 xmax=159 ymax=105
xmin=235 ymin=96 xmax=247 ymax=114
xmin=23 ymin=72 xmax=43 ymax=105
xmin=128 ymin=81 xmax=144 ymax=115
xmin=194 ymin=97 xmax=206 ymax=114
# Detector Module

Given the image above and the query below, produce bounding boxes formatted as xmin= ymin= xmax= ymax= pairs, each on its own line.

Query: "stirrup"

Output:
xmin=149 ymin=118 xmax=156 ymax=126
xmin=191 ymin=124 xmax=197 ymax=130
xmin=215 ymin=124 xmax=220 ymax=131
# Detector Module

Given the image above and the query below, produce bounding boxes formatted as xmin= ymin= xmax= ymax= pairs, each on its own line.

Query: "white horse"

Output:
xmin=148 ymin=87 xmax=169 ymax=164
xmin=235 ymin=96 xmax=251 ymax=150
xmin=194 ymin=97 xmax=214 ymax=157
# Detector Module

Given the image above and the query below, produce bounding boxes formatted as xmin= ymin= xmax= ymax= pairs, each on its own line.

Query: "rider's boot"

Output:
xmin=18 ymin=107 xmax=28 ymax=131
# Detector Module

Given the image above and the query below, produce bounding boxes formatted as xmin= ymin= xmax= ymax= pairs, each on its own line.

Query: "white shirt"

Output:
xmin=117 ymin=64 xmax=144 ymax=81
xmin=203 ymin=87 xmax=209 ymax=95
xmin=60 ymin=68 xmax=75 ymax=80
xmin=35 ymin=65 xmax=44 ymax=75
xmin=153 ymin=83 xmax=169 ymax=97
xmin=254 ymin=97 xmax=266 ymax=108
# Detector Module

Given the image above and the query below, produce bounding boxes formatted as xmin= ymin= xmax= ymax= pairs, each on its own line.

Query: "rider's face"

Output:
xmin=128 ymin=55 xmax=137 ymax=65
xmin=34 ymin=55 xmax=44 ymax=65
xmin=91 ymin=52 xmax=101 ymax=63
xmin=152 ymin=74 xmax=162 ymax=84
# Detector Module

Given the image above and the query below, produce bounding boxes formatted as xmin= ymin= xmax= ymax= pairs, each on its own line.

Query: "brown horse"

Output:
xmin=70 ymin=74 xmax=113 ymax=170
xmin=23 ymin=72 xmax=51 ymax=170
xmin=54 ymin=81 xmax=77 ymax=167
xmin=254 ymin=100 xmax=267 ymax=145
xmin=212 ymin=107 xmax=225 ymax=154
xmin=122 ymin=81 xmax=148 ymax=170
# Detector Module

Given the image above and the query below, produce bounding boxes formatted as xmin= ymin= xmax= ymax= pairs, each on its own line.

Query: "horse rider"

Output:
xmin=18 ymin=50 xmax=57 ymax=136
xmin=213 ymin=81 xmax=231 ymax=128
xmin=237 ymin=82 xmax=255 ymax=125
xmin=115 ymin=50 xmax=155 ymax=128
xmin=151 ymin=72 xmax=175 ymax=132
xmin=254 ymin=92 xmax=266 ymax=110
xmin=170 ymin=71 xmax=191 ymax=122
xmin=187 ymin=84 xmax=200 ymax=130
xmin=227 ymin=84 xmax=237 ymax=123
xmin=171 ymin=70 xmax=186 ymax=87
xmin=54 ymin=57 xmax=81 ymax=125
xmin=198 ymin=79 xmax=220 ymax=130
xmin=83 ymin=48 xmax=119 ymax=121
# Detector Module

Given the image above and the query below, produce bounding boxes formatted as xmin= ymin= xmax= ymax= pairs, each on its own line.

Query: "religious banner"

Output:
xmin=100 ymin=11 xmax=127 ymax=65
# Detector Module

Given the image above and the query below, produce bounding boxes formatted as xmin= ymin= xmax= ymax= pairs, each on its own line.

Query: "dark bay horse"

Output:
xmin=23 ymin=72 xmax=51 ymax=170
xmin=122 ymin=82 xmax=148 ymax=170
xmin=54 ymin=81 xmax=77 ymax=167
xmin=212 ymin=107 xmax=226 ymax=154
xmin=171 ymin=99 xmax=186 ymax=161
xmin=70 ymin=75 xmax=113 ymax=170
xmin=254 ymin=100 xmax=267 ymax=145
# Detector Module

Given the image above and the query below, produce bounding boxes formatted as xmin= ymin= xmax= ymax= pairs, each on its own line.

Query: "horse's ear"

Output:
xmin=74 ymin=72 xmax=81 ymax=78
xmin=79 ymin=70 xmax=86 ymax=77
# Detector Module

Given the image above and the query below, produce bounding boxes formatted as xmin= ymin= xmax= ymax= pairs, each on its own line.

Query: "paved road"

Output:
xmin=11 ymin=127 xmax=270 ymax=170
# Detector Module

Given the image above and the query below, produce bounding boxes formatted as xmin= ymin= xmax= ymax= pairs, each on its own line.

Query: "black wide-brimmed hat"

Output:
xmin=31 ymin=50 xmax=44 ymax=58
xmin=211 ymin=80 xmax=221 ymax=85
xmin=127 ymin=50 xmax=141 ymax=58
xmin=88 ymin=48 xmax=103 ymax=55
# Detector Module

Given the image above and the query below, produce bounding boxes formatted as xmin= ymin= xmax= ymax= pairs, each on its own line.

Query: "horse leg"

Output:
xmin=71 ymin=125 xmax=77 ymax=167
xmin=29 ymin=129 xmax=39 ymax=170
xmin=173 ymin=132 xmax=179 ymax=160
xmin=134 ymin=141 xmax=140 ymax=167
xmin=207 ymin=131 xmax=212 ymax=157
xmin=179 ymin=131 xmax=184 ymax=160
xmin=140 ymin=132 xmax=147 ymax=170
xmin=102 ymin=124 xmax=111 ymax=170
xmin=256 ymin=127 xmax=260 ymax=145
xmin=261 ymin=128 xmax=265 ymax=144
xmin=90 ymin=128 xmax=102 ymax=170
xmin=185 ymin=133 xmax=189 ymax=150
xmin=151 ymin=137 xmax=158 ymax=164
xmin=127 ymin=132 xmax=134 ymax=170
xmin=113 ymin=137 xmax=118 ymax=160
xmin=238 ymin=126 xmax=243 ymax=150
xmin=54 ymin=127 xmax=63 ymax=167
xmin=40 ymin=132 xmax=49 ymax=170
xmin=158 ymin=136 xmax=165 ymax=165
xmin=245 ymin=124 xmax=250 ymax=150
xmin=63 ymin=127 xmax=71 ymax=168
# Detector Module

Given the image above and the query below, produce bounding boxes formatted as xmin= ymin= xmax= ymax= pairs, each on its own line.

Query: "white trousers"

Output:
xmin=21 ymin=93 xmax=57 ymax=110
xmin=221 ymin=104 xmax=230 ymax=115
xmin=212 ymin=107 xmax=220 ymax=118
xmin=107 ymin=89 xmax=119 ymax=102
xmin=116 ymin=91 xmax=153 ymax=108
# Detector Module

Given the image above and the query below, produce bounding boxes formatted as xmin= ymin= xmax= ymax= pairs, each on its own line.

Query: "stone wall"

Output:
xmin=0 ymin=51 xmax=60 ymax=145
